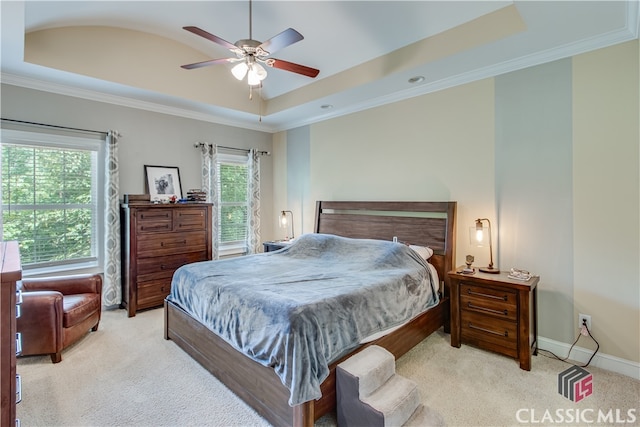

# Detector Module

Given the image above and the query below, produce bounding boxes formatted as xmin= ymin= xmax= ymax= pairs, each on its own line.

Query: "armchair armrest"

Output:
xmin=17 ymin=291 xmax=64 ymax=356
xmin=20 ymin=274 xmax=102 ymax=296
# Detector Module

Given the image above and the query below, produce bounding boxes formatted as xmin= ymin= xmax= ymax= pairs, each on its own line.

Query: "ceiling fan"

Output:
xmin=181 ymin=0 xmax=320 ymax=87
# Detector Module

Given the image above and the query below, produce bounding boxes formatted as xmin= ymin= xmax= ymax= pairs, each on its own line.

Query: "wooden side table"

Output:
xmin=262 ymin=241 xmax=289 ymax=252
xmin=449 ymin=268 xmax=539 ymax=370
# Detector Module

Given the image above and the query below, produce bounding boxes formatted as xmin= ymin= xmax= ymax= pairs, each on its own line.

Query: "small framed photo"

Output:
xmin=144 ymin=165 xmax=183 ymax=201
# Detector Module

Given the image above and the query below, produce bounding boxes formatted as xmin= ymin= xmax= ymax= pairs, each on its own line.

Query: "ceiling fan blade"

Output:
xmin=258 ymin=28 xmax=303 ymax=54
xmin=183 ymin=26 xmax=237 ymax=51
xmin=181 ymin=58 xmax=236 ymax=70
xmin=268 ymin=58 xmax=319 ymax=78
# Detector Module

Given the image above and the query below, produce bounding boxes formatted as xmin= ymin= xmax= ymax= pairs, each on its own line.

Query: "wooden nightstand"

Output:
xmin=262 ymin=241 xmax=289 ymax=252
xmin=449 ymin=268 xmax=539 ymax=370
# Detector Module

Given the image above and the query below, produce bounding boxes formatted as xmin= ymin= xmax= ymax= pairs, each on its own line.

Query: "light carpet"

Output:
xmin=17 ymin=308 xmax=640 ymax=426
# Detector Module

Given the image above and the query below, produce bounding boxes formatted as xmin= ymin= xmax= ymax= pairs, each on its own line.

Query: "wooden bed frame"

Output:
xmin=164 ymin=201 xmax=457 ymax=427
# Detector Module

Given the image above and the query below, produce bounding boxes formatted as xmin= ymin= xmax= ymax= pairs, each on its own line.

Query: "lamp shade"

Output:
xmin=470 ymin=225 xmax=489 ymax=246
xmin=469 ymin=218 xmax=499 ymax=273
xmin=231 ymin=62 xmax=249 ymax=80
xmin=280 ymin=210 xmax=294 ymax=240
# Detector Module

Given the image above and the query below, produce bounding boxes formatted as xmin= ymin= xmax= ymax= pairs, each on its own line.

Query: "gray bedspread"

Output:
xmin=167 ymin=233 xmax=438 ymax=406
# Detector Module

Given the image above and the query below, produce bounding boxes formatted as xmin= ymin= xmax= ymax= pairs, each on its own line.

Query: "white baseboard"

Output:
xmin=538 ymin=336 xmax=640 ymax=380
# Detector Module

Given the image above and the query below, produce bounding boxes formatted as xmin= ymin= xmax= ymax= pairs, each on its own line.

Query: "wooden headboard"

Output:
xmin=314 ymin=200 xmax=457 ymax=296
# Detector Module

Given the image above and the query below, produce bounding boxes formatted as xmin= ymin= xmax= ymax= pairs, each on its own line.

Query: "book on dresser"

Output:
xmin=120 ymin=202 xmax=213 ymax=317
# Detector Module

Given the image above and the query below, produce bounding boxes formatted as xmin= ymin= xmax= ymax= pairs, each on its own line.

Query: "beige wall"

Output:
xmin=572 ymin=40 xmax=640 ymax=362
xmin=309 ymin=79 xmax=497 ymax=267
xmin=276 ymin=40 xmax=640 ymax=366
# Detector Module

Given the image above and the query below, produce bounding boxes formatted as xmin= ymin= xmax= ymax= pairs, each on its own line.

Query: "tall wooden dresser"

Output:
xmin=1 ymin=241 xmax=22 ymax=427
xmin=121 ymin=202 xmax=212 ymax=317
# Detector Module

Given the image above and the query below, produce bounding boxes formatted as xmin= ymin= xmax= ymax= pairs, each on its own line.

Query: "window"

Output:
xmin=217 ymin=152 xmax=249 ymax=255
xmin=1 ymin=129 xmax=104 ymax=272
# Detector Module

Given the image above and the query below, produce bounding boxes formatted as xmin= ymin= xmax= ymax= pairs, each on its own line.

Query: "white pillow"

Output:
xmin=409 ymin=245 xmax=433 ymax=260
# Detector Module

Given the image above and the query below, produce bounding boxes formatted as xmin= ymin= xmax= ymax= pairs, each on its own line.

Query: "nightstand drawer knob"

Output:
xmin=467 ymin=288 xmax=508 ymax=301
xmin=467 ymin=302 xmax=508 ymax=316
xmin=468 ymin=322 xmax=508 ymax=337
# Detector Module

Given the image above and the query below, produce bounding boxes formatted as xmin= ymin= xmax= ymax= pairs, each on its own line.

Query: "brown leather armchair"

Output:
xmin=17 ymin=274 xmax=102 ymax=363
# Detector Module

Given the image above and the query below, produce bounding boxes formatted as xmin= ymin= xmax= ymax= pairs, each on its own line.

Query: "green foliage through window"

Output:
xmin=1 ymin=137 xmax=98 ymax=268
xmin=218 ymin=160 xmax=248 ymax=245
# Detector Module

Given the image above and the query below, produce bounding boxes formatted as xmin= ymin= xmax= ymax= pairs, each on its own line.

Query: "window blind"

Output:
xmin=1 ymin=130 xmax=101 ymax=269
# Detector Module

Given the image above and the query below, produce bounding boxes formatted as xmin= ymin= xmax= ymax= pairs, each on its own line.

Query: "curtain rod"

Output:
xmin=1 ymin=118 xmax=113 ymax=137
xmin=194 ymin=142 xmax=270 ymax=156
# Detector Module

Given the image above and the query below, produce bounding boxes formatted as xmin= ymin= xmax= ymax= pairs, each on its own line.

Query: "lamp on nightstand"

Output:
xmin=470 ymin=218 xmax=500 ymax=274
xmin=280 ymin=210 xmax=294 ymax=240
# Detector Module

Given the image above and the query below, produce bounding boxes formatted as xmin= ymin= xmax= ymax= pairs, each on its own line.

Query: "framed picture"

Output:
xmin=144 ymin=165 xmax=183 ymax=201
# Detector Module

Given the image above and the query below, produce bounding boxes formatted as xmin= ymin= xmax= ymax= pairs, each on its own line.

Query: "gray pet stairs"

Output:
xmin=336 ymin=345 xmax=431 ymax=427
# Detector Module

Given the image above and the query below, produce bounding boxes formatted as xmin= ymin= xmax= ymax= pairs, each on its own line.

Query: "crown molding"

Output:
xmin=280 ymin=23 xmax=638 ymax=132
xmin=0 ymin=73 xmax=273 ymax=133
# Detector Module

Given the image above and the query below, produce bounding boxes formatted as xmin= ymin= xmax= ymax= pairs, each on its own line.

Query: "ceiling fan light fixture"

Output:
xmin=247 ymin=63 xmax=267 ymax=85
xmin=231 ymin=62 xmax=249 ymax=80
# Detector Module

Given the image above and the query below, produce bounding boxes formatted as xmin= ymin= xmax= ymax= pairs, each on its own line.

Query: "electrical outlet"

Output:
xmin=578 ymin=313 xmax=592 ymax=331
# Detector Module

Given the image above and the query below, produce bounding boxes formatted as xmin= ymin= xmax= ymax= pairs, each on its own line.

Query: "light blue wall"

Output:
xmin=495 ymin=59 xmax=574 ymax=343
xmin=286 ymin=126 xmax=311 ymax=237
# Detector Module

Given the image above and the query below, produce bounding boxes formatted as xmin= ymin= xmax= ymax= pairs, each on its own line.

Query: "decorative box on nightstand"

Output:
xmin=449 ymin=268 xmax=539 ymax=371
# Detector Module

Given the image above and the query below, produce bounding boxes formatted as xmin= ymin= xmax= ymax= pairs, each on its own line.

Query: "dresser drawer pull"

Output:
xmin=468 ymin=322 xmax=508 ymax=337
xmin=178 ymin=211 xmax=204 ymax=217
xmin=467 ymin=302 xmax=508 ymax=316
xmin=16 ymin=374 xmax=22 ymax=404
xmin=141 ymin=225 xmax=171 ymax=231
xmin=141 ymin=213 xmax=170 ymax=219
xmin=16 ymin=333 xmax=21 ymax=356
xmin=160 ymin=240 xmax=187 ymax=247
xmin=467 ymin=288 xmax=508 ymax=301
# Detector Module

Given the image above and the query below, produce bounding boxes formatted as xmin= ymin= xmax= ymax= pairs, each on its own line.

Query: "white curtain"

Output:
xmin=246 ymin=149 xmax=261 ymax=254
xmin=201 ymin=143 xmax=220 ymax=259
xmin=102 ymin=130 xmax=121 ymax=306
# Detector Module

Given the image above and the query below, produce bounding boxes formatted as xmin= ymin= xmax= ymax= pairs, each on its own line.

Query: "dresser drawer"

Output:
xmin=461 ymin=311 xmax=517 ymax=352
xmin=136 ymin=252 xmax=208 ymax=282
xmin=174 ymin=208 xmax=207 ymax=231
xmin=137 ymin=279 xmax=172 ymax=309
xmin=136 ymin=209 xmax=173 ymax=234
xmin=137 ymin=231 xmax=207 ymax=257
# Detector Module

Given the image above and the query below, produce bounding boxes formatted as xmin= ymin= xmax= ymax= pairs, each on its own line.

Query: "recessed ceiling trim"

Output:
xmin=3 ymin=16 xmax=637 ymax=134
xmin=0 ymin=72 xmax=271 ymax=132
xmin=276 ymin=26 xmax=639 ymax=132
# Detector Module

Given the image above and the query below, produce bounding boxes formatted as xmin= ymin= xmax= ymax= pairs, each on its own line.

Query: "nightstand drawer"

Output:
xmin=461 ymin=284 xmax=517 ymax=321
xmin=461 ymin=283 xmax=517 ymax=305
xmin=461 ymin=311 xmax=517 ymax=350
